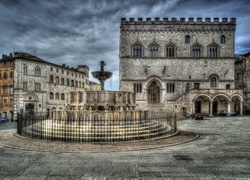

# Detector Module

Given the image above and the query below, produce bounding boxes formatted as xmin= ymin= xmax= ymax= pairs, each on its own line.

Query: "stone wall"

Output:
xmin=119 ymin=17 xmax=236 ymax=110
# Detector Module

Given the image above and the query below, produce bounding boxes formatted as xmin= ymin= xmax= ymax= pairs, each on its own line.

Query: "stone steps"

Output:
xmin=22 ymin=120 xmax=172 ymax=142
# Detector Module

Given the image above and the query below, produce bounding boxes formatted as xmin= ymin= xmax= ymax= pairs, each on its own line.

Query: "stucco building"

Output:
xmin=119 ymin=17 xmax=243 ymax=116
xmin=0 ymin=53 xmax=14 ymax=120
xmin=13 ymin=52 xmax=89 ymax=120
xmin=89 ymin=81 xmax=101 ymax=91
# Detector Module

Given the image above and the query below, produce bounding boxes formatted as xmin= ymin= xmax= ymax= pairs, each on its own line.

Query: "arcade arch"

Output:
xmin=192 ymin=93 xmax=243 ymax=116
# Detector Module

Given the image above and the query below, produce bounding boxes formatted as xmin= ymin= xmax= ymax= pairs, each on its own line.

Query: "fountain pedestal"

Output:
xmin=92 ymin=61 xmax=112 ymax=90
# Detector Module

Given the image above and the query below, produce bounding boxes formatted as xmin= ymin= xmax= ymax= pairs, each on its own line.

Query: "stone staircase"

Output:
xmin=22 ymin=119 xmax=175 ymax=143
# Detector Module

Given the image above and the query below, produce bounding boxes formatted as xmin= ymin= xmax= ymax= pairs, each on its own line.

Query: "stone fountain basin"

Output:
xmin=92 ymin=71 xmax=113 ymax=80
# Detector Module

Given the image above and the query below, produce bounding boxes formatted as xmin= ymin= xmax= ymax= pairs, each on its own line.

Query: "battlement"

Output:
xmin=121 ymin=17 xmax=236 ymax=24
xmin=78 ymin=65 xmax=89 ymax=69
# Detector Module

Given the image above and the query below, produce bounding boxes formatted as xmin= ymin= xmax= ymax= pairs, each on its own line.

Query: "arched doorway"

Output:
xmin=193 ymin=94 xmax=211 ymax=115
xmin=212 ymin=94 xmax=229 ymax=115
xmin=148 ymin=81 xmax=160 ymax=104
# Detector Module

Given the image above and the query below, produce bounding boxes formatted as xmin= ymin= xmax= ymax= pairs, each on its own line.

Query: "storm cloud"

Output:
xmin=0 ymin=0 xmax=249 ymax=90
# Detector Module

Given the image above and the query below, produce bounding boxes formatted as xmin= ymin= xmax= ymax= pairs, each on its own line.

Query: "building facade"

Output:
xmin=89 ymin=81 xmax=101 ymax=91
xmin=0 ymin=53 xmax=14 ymax=120
xmin=119 ymin=17 xmax=243 ymax=116
xmin=13 ymin=52 xmax=89 ymax=120
xmin=235 ymin=53 xmax=250 ymax=113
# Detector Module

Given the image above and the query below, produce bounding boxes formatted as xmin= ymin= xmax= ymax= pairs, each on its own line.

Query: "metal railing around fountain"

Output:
xmin=17 ymin=112 xmax=177 ymax=143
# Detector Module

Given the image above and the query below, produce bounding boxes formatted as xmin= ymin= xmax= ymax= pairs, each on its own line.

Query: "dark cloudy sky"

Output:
xmin=0 ymin=0 xmax=250 ymax=90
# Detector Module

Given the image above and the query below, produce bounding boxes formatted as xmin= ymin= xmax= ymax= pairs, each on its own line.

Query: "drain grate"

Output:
xmin=173 ymin=155 xmax=193 ymax=160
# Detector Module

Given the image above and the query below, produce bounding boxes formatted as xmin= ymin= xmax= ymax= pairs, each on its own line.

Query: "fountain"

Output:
xmin=92 ymin=61 xmax=112 ymax=90
xmin=17 ymin=61 xmax=177 ymax=143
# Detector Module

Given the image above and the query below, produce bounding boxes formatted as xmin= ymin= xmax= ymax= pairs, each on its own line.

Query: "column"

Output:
xmin=192 ymin=101 xmax=195 ymax=114
xmin=209 ymin=101 xmax=213 ymax=117
xmin=240 ymin=101 xmax=243 ymax=116
xmin=227 ymin=100 xmax=231 ymax=116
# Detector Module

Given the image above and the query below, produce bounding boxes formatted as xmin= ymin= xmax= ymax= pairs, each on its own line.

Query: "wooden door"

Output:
xmin=148 ymin=82 xmax=160 ymax=104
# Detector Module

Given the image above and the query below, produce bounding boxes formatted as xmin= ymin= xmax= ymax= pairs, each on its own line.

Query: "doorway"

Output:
xmin=213 ymin=101 xmax=218 ymax=115
xmin=148 ymin=82 xmax=160 ymax=104
xmin=195 ymin=102 xmax=201 ymax=113
xmin=25 ymin=103 xmax=35 ymax=114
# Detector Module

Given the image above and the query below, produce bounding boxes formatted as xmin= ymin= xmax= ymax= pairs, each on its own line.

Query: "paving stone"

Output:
xmin=0 ymin=116 xmax=250 ymax=179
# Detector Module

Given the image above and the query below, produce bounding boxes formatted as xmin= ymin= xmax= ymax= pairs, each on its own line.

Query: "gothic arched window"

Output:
xmin=166 ymin=43 xmax=176 ymax=58
xmin=185 ymin=35 xmax=190 ymax=44
xmin=192 ymin=43 xmax=202 ymax=58
xmin=149 ymin=43 xmax=159 ymax=57
xmin=71 ymin=80 xmax=74 ymax=87
xmin=132 ymin=42 xmax=143 ymax=57
xmin=67 ymin=79 xmax=70 ymax=86
xmin=208 ymin=43 xmax=219 ymax=58
xmin=220 ymin=35 xmax=225 ymax=44
xmin=35 ymin=66 xmax=41 ymax=76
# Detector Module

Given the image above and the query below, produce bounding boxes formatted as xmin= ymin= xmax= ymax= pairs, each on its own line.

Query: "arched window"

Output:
xmin=55 ymin=93 xmax=59 ymax=100
xmin=3 ymin=71 xmax=7 ymax=79
xmin=50 ymin=75 xmax=54 ymax=83
xmin=192 ymin=43 xmax=202 ymax=58
xmin=35 ymin=66 xmax=41 ymax=76
xmin=71 ymin=80 xmax=74 ymax=87
xmin=132 ymin=42 xmax=143 ymax=57
xmin=61 ymin=93 xmax=65 ymax=100
xmin=23 ymin=64 xmax=27 ymax=75
xmin=50 ymin=92 xmax=54 ymax=100
xmin=67 ymin=79 xmax=70 ymax=86
xmin=76 ymin=81 xmax=78 ymax=87
xmin=211 ymin=77 xmax=217 ymax=87
xmin=185 ymin=35 xmax=190 ymax=44
xmin=55 ymin=76 xmax=59 ymax=84
xmin=220 ymin=35 xmax=225 ymax=44
xmin=61 ymin=78 xmax=65 ymax=85
xmin=208 ymin=43 xmax=219 ymax=58
xmin=149 ymin=43 xmax=159 ymax=57
xmin=82 ymin=82 xmax=85 ymax=88
xmin=166 ymin=43 xmax=176 ymax=58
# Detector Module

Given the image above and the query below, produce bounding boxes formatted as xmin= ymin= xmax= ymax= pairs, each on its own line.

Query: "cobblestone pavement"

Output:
xmin=0 ymin=116 xmax=250 ymax=179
